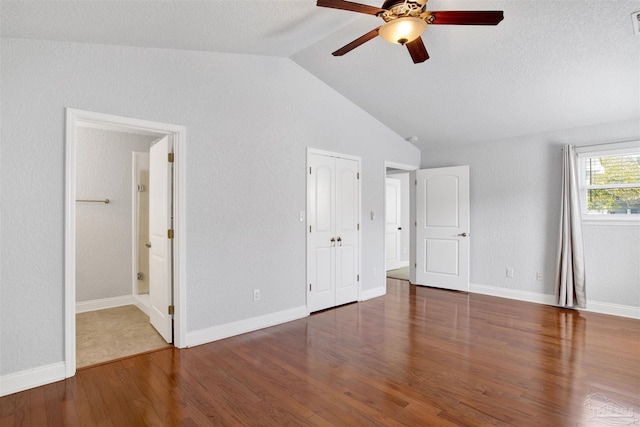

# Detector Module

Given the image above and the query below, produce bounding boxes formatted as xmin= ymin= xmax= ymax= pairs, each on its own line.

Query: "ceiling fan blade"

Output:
xmin=317 ymin=0 xmax=385 ymax=16
xmin=429 ymin=11 xmax=504 ymax=25
xmin=406 ymin=37 xmax=429 ymax=64
xmin=332 ymin=27 xmax=381 ymax=56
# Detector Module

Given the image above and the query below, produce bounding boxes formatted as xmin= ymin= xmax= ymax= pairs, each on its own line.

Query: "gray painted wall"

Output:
xmin=421 ymin=119 xmax=640 ymax=307
xmin=0 ymin=38 xmax=420 ymax=376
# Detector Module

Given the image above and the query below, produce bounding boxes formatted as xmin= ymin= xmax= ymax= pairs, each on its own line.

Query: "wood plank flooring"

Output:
xmin=1 ymin=278 xmax=639 ymax=426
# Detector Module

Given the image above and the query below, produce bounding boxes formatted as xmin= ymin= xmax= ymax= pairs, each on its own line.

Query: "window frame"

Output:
xmin=575 ymin=141 xmax=640 ymax=225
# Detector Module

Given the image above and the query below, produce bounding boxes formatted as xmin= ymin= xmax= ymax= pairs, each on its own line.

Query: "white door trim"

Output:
xmin=384 ymin=162 xmax=418 ymax=283
xmin=64 ymin=108 xmax=187 ymax=378
xmin=307 ymin=148 xmax=361 ymax=312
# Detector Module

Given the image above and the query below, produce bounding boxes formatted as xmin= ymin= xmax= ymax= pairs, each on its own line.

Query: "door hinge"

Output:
xmin=415 ymin=180 xmax=417 ymax=185
xmin=415 ymin=263 xmax=417 ymax=268
xmin=309 ymin=225 xmax=312 ymax=233
xmin=168 ymin=153 xmax=174 ymax=163
xmin=357 ymin=224 xmax=360 ymax=231
xmin=357 ymin=275 xmax=360 ymax=281
xmin=309 ymin=166 xmax=312 ymax=174
xmin=357 ymin=172 xmax=360 ymax=179
xmin=309 ymin=283 xmax=312 ymax=291
xmin=168 ymin=305 xmax=174 ymax=315
xmin=168 ymin=229 xmax=174 ymax=239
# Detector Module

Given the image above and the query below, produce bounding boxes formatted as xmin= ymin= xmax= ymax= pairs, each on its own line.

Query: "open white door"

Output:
xmin=148 ymin=135 xmax=173 ymax=343
xmin=415 ymin=166 xmax=469 ymax=291
xmin=385 ymin=177 xmax=402 ymax=271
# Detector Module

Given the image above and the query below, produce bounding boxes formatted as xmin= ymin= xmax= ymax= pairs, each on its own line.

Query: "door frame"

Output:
xmin=306 ymin=148 xmax=362 ymax=312
xmin=64 ymin=108 xmax=187 ymax=378
xmin=384 ymin=162 xmax=419 ymax=283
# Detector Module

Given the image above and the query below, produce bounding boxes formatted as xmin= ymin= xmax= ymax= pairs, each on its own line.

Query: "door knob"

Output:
xmin=330 ymin=237 xmax=336 ymax=247
xmin=337 ymin=237 xmax=342 ymax=246
xmin=398 ymin=227 xmax=402 ymax=230
xmin=458 ymin=233 xmax=468 ymax=237
xmin=145 ymin=242 xmax=152 ymax=248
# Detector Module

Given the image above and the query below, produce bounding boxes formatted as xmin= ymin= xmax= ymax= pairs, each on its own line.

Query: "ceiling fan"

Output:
xmin=316 ymin=0 xmax=504 ymax=63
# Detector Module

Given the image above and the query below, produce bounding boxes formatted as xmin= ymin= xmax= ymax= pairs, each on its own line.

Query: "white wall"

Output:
xmin=0 ymin=38 xmax=420 ymax=378
xmin=421 ymin=119 xmax=640 ymax=312
xmin=75 ymin=128 xmax=155 ymax=302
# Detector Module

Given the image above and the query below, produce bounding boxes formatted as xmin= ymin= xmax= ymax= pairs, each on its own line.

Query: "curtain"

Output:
xmin=556 ymin=145 xmax=586 ymax=308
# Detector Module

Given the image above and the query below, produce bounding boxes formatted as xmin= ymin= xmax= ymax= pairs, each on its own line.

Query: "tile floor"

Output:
xmin=76 ymin=305 xmax=170 ymax=368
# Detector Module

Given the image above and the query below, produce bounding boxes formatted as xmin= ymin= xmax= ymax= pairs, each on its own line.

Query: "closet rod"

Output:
xmin=76 ymin=199 xmax=110 ymax=204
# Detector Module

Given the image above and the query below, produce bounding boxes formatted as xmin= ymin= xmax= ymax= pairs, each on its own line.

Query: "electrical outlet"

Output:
xmin=253 ymin=289 xmax=260 ymax=301
xmin=536 ymin=272 xmax=543 ymax=281
xmin=506 ymin=268 xmax=514 ymax=278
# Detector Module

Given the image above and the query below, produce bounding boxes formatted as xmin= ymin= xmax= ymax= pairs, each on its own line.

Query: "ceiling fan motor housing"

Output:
xmin=379 ymin=0 xmax=427 ymax=21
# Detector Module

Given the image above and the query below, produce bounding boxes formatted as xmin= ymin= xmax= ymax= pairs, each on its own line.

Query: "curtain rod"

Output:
xmin=561 ymin=139 xmax=639 ymax=151
xmin=575 ymin=139 xmax=639 ymax=149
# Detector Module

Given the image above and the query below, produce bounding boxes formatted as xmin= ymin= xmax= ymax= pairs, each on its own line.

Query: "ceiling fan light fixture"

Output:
xmin=378 ymin=17 xmax=427 ymax=45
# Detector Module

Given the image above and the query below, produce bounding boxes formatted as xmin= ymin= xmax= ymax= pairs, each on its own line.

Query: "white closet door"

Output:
xmin=334 ymin=158 xmax=359 ymax=306
xmin=307 ymin=153 xmax=360 ymax=312
xmin=307 ymin=153 xmax=336 ymax=312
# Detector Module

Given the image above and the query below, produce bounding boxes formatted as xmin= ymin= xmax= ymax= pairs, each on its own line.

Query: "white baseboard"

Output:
xmin=585 ymin=301 xmax=640 ymax=319
xmin=133 ymin=294 xmax=150 ymax=316
xmin=360 ymin=286 xmax=386 ymax=301
xmin=470 ymin=283 xmax=556 ymax=305
xmin=386 ymin=261 xmax=409 ymax=271
xmin=76 ymin=295 xmax=136 ymax=313
xmin=0 ymin=362 xmax=66 ymax=397
xmin=470 ymin=283 xmax=640 ymax=319
xmin=186 ymin=305 xmax=308 ymax=348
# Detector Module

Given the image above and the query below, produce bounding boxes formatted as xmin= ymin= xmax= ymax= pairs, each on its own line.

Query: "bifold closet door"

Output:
xmin=307 ymin=153 xmax=359 ymax=312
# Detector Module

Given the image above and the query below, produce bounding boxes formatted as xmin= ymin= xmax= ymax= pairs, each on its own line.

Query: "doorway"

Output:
xmin=65 ymin=109 xmax=186 ymax=378
xmin=385 ymin=162 xmax=418 ymax=284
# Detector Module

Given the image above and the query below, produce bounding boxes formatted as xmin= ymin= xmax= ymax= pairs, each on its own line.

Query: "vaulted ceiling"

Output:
xmin=2 ymin=0 xmax=639 ymax=150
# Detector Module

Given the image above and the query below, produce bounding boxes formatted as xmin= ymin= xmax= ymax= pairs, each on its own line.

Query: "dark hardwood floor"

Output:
xmin=1 ymin=278 xmax=639 ymax=426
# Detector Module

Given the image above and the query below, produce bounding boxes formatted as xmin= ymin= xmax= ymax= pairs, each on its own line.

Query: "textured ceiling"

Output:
xmin=2 ymin=0 xmax=639 ymax=151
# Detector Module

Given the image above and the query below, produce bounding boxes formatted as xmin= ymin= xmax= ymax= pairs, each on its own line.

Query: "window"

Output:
xmin=577 ymin=142 xmax=640 ymax=221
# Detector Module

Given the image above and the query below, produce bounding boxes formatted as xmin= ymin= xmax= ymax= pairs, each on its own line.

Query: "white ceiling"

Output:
xmin=2 ymin=0 xmax=639 ymax=150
